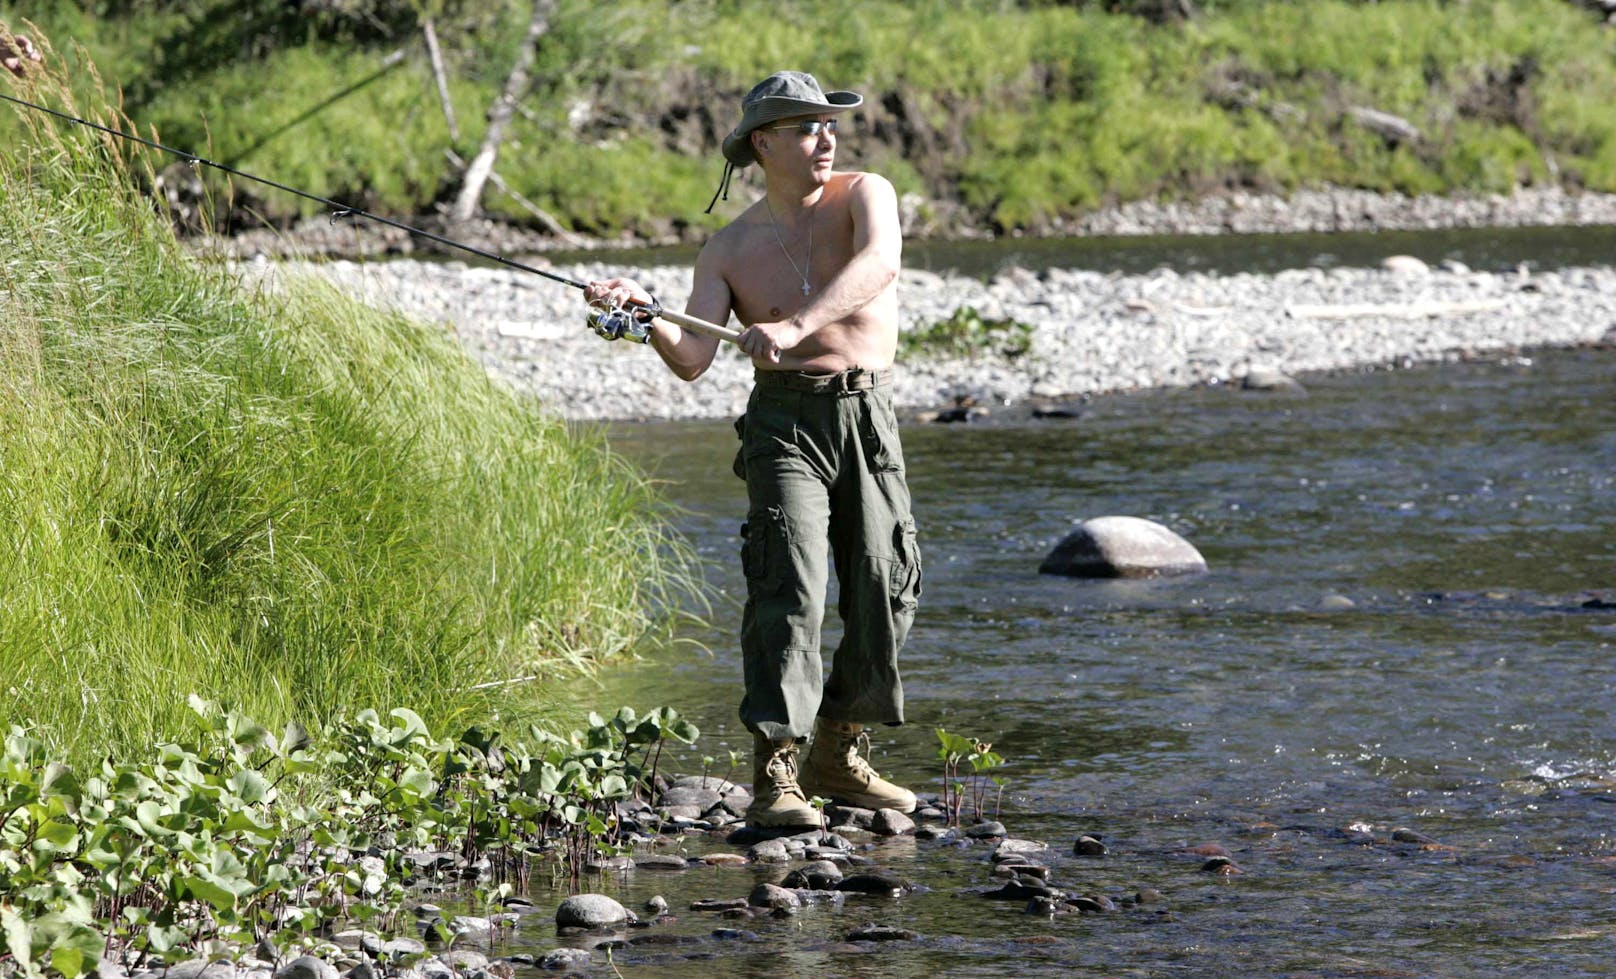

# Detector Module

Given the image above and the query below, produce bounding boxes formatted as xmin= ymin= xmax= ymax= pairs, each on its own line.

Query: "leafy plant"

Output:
xmin=936 ymin=728 xmax=1007 ymax=826
xmin=0 ymin=698 xmax=699 ymax=977
xmin=899 ymin=306 xmax=1036 ymax=361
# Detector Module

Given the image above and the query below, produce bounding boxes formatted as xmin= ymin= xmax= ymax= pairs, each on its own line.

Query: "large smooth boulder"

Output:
xmin=1039 ymin=516 xmax=1207 ymax=578
xmin=555 ymin=893 xmax=629 ymax=928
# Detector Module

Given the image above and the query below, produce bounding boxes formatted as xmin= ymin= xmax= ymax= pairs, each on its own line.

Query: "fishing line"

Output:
xmin=0 ymin=89 xmax=742 ymax=343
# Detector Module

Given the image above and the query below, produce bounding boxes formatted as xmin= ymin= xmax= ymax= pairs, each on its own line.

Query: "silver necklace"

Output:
xmin=766 ymin=196 xmax=817 ymax=296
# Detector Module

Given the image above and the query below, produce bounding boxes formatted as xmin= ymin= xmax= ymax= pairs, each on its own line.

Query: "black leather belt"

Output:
xmin=753 ymin=367 xmax=893 ymax=394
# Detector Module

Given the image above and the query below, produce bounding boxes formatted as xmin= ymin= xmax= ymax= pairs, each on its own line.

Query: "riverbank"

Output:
xmin=272 ymin=235 xmax=1616 ymax=423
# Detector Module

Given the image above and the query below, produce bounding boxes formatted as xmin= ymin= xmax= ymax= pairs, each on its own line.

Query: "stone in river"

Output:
xmin=1039 ymin=516 xmax=1207 ymax=578
xmin=1072 ymin=835 xmax=1108 ymax=856
xmin=556 ymin=894 xmax=629 ymax=928
xmin=846 ymin=923 xmax=920 ymax=941
xmin=1381 ymin=254 xmax=1430 ymax=275
xmin=1240 ymin=367 xmax=1306 ymax=394
xmin=747 ymin=883 xmax=801 ymax=910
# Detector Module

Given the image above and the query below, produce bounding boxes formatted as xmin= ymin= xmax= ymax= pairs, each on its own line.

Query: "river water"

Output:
xmin=506 ymin=229 xmax=1615 ymax=977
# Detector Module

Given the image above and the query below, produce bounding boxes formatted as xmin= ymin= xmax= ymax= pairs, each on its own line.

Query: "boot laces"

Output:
xmin=840 ymin=730 xmax=880 ymax=784
xmin=766 ymin=744 xmax=808 ymax=798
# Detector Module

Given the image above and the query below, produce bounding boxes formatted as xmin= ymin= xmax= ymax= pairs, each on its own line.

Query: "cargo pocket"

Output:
xmin=741 ymin=506 xmax=790 ymax=598
xmin=731 ymin=414 xmax=747 ymax=480
xmin=858 ymin=396 xmax=902 ymax=475
xmin=890 ymin=517 xmax=922 ymax=613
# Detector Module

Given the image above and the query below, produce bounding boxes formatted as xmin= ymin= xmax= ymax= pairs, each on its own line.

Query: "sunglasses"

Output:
xmin=767 ymin=119 xmax=840 ymax=138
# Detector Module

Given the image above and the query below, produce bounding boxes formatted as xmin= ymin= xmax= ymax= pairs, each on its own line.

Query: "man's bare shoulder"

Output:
xmin=696 ymin=204 xmax=765 ymax=271
xmin=829 ymin=170 xmax=894 ymax=198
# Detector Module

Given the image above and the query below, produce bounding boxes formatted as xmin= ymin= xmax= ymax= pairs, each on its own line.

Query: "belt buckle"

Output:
xmin=840 ymin=368 xmax=865 ymax=393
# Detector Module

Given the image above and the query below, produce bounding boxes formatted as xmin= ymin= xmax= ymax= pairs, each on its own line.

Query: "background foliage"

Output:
xmin=3 ymin=0 xmax=1612 ymax=238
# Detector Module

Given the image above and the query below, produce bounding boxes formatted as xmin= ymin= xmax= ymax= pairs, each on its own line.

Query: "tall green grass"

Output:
xmin=0 ymin=55 xmax=696 ymax=765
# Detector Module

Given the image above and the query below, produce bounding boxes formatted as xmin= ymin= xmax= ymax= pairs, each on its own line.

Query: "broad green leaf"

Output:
xmin=226 ymin=770 xmax=270 ymax=804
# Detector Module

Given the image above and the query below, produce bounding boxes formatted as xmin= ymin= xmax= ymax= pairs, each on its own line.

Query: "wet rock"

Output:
xmin=697 ymin=852 xmax=749 ymax=866
xmin=993 ymin=862 xmax=1050 ymax=880
xmin=1026 ymin=896 xmax=1063 ymax=916
xmin=747 ymin=882 xmax=801 ymax=910
xmin=644 ymin=895 xmax=669 ymax=914
xmin=343 ymin=963 xmax=376 ymax=979
xmin=966 ymin=820 xmax=1008 ymax=839
xmin=983 ymin=878 xmax=1061 ymax=901
xmin=1200 ymin=856 xmax=1243 ymax=875
xmin=274 ymin=958 xmax=337 ymax=979
xmin=1391 ymin=827 xmax=1441 ymax=845
xmin=1240 ymin=367 xmax=1306 ymax=394
xmin=994 ymin=838 xmax=1049 ymax=858
xmin=826 ymin=804 xmax=876 ymax=829
xmin=746 ymin=838 xmax=794 ymax=863
xmin=1039 ymin=516 xmax=1207 ymax=578
xmin=448 ymin=915 xmax=493 ymax=937
xmin=556 ymin=894 xmax=629 ymax=928
xmin=835 ymin=872 xmax=913 ymax=896
xmin=846 ymin=923 xmax=920 ymax=942
xmin=378 ymin=938 xmax=425 ymax=961
xmin=781 ymin=860 xmax=844 ymax=890
xmin=711 ymin=928 xmax=759 ymax=941
xmin=1072 ymin=835 xmax=1107 ymax=856
xmin=914 ymin=825 xmax=951 ymax=840
xmin=632 ymin=854 xmax=691 ymax=871
xmin=690 ymin=897 xmax=750 ymax=911
xmin=439 ymin=951 xmax=488 ymax=972
xmin=658 ymin=777 xmax=726 ymax=810
xmin=537 ymin=948 xmax=590 ymax=971
xmin=872 ymin=809 xmax=916 ymax=836
xmin=1031 ymin=400 xmax=1084 ymax=419
xmin=1183 ymin=843 xmax=1231 ymax=858
xmin=1066 ymin=896 xmax=1108 ymax=914
xmin=1135 ymin=887 xmax=1165 ymax=904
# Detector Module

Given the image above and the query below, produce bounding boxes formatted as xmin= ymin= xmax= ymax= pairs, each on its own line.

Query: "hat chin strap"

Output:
xmin=704 ymin=160 xmax=738 ymax=214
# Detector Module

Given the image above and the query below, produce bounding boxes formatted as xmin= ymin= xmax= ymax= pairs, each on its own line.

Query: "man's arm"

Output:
xmin=583 ymin=244 xmax=729 ymax=382
xmin=737 ymin=172 xmax=902 ymax=364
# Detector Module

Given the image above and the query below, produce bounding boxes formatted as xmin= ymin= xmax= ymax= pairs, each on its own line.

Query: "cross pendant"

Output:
xmin=801 ymin=282 xmax=812 ymax=296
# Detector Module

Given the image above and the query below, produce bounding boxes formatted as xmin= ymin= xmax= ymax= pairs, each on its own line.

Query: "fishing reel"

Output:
xmin=587 ymin=298 xmax=658 ymax=343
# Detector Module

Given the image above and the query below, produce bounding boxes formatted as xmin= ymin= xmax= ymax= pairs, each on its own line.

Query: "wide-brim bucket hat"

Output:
xmin=720 ymin=71 xmax=863 ymax=168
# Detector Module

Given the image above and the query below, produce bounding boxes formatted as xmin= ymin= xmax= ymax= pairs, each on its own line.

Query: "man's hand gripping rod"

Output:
xmin=587 ymin=297 xmax=741 ymax=345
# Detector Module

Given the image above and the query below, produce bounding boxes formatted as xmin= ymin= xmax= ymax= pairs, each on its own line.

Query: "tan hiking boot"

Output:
xmin=799 ymin=718 xmax=917 ymax=813
xmin=744 ymin=735 xmax=822 ymax=830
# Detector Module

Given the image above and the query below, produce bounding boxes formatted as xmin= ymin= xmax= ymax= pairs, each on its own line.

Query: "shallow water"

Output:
xmin=512 ymin=346 xmax=1614 ymax=977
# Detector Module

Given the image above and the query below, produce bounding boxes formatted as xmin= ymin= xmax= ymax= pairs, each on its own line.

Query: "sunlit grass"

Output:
xmin=0 ymin=47 xmax=699 ymax=765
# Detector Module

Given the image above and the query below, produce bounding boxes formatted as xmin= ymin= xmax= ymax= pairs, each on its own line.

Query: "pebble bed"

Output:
xmin=264 ymin=253 xmax=1616 ymax=422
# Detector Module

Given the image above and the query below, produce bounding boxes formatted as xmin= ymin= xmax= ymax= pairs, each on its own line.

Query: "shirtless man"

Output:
xmin=586 ymin=71 xmax=921 ymax=829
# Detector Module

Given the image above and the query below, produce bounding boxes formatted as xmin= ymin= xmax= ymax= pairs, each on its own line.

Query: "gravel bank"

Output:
xmin=275 ymin=253 xmax=1616 ymax=422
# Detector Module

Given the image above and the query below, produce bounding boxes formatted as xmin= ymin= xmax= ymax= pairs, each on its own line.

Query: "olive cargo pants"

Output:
xmin=733 ymin=367 xmax=922 ymax=741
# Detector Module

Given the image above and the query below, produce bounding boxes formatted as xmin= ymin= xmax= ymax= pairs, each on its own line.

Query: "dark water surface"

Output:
xmin=549 ymin=223 xmax=1616 ymax=278
xmin=514 ymin=347 xmax=1614 ymax=977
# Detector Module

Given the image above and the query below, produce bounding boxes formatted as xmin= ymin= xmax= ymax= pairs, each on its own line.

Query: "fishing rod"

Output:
xmin=0 ymin=89 xmax=740 ymax=345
